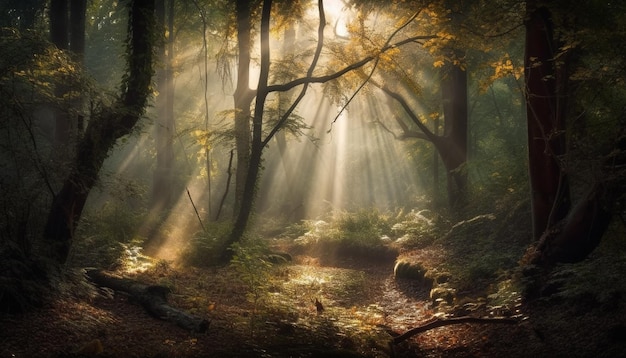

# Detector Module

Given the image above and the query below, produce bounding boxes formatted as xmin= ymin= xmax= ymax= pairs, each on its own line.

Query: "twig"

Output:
xmin=215 ymin=148 xmax=234 ymax=220
xmin=186 ymin=187 xmax=206 ymax=232
xmin=328 ymin=8 xmax=425 ymax=131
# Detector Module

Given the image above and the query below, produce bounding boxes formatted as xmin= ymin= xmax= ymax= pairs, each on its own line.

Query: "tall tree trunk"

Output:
xmin=152 ymin=0 xmax=175 ymax=212
xmin=225 ymin=0 xmax=272 ymax=261
xmin=522 ymin=2 xmax=624 ymax=269
xmin=69 ymin=0 xmax=86 ymax=59
xmin=43 ymin=0 xmax=155 ymax=264
xmin=439 ymin=60 xmax=468 ymax=209
xmin=49 ymin=0 xmax=87 ymax=163
xmin=49 ymin=0 xmax=68 ymax=50
xmin=433 ymin=115 xmax=440 ymax=205
xmin=524 ymin=2 xmax=570 ymax=240
xmin=50 ymin=0 xmax=71 ymax=159
xmin=272 ymin=25 xmax=301 ymax=218
xmin=69 ymin=0 xmax=86 ymax=133
xmin=233 ymin=0 xmax=254 ymax=218
xmin=380 ymin=83 xmax=467 ymax=211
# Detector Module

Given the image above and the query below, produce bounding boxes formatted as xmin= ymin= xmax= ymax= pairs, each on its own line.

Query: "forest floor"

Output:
xmin=2 ymin=239 xmax=626 ymax=358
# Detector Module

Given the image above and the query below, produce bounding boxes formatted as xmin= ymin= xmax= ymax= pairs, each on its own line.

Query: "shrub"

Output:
xmin=292 ymin=209 xmax=398 ymax=263
xmin=71 ymin=200 xmax=149 ymax=268
xmin=179 ymin=221 xmax=233 ymax=267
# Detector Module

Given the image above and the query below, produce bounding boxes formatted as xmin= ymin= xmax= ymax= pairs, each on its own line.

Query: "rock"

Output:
xmin=393 ymin=260 xmax=434 ymax=288
xmin=394 ymin=260 xmax=426 ymax=280
xmin=430 ymin=285 xmax=456 ymax=306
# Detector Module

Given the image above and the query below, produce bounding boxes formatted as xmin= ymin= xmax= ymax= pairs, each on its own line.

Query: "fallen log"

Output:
xmin=391 ymin=316 xmax=517 ymax=345
xmin=86 ymin=269 xmax=209 ymax=333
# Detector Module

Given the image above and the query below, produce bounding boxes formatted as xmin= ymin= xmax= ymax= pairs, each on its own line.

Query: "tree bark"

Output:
xmin=528 ymin=183 xmax=613 ymax=265
xmin=152 ymin=0 xmax=176 ymax=212
xmin=225 ymin=0 xmax=272 ymax=261
xmin=43 ymin=0 xmax=156 ymax=264
xmin=524 ymin=2 xmax=570 ymax=240
xmin=439 ymin=59 xmax=468 ymax=209
xmin=50 ymin=0 xmax=68 ymax=50
xmin=233 ymin=0 xmax=254 ymax=218
xmin=521 ymin=1 xmax=623 ymax=268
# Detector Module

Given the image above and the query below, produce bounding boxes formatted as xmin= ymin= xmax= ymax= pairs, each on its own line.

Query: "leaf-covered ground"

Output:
xmin=2 ymin=240 xmax=626 ymax=357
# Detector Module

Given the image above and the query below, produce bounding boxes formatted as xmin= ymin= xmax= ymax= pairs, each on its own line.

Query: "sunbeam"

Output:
xmin=257 ymin=85 xmax=425 ymax=221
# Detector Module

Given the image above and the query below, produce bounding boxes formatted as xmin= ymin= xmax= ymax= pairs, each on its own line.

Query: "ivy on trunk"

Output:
xmin=43 ymin=0 xmax=156 ymax=265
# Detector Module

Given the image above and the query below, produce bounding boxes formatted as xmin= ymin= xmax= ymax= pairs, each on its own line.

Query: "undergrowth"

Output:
xmin=288 ymin=209 xmax=399 ymax=264
xmin=71 ymin=200 xmax=149 ymax=269
xmin=180 ymin=221 xmax=234 ymax=267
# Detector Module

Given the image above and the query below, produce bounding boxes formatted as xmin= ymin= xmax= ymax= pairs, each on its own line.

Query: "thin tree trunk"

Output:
xmin=440 ymin=60 xmax=468 ymax=209
xmin=50 ymin=0 xmax=72 ymax=161
xmin=225 ymin=0 xmax=272 ymax=261
xmin=152 ymin=0 xmax=175 ymax=212
xmin=69 ymin=0 xmax=86 ymax=133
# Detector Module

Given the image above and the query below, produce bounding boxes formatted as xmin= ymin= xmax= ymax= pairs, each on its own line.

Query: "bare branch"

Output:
xmin=262 ymin=0 xmax=326 ymax=147
xmin=391 ymin=316 xmax=518 ymax=346
xmin=379 ymin=85 xmax=438 ymax=142
xmin=328 ymin=8 xmax=427 ymax=130
xmin=265 ymin=34 xmax=436 ymax=93
xmin=372 ymin=118 xmax=427 ymax=140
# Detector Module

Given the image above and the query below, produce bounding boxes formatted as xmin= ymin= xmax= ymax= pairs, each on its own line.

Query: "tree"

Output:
xmin=223 ymin=0 xmax=434 ymax=256
xmin=152 ymin=0 xmax=176 ymax=212
xmin=438 ymin=58 xmax=468 ymax=208
xmin=49 ymin=0 xmax=87 ymax=163
xmin=232 ymin=0 xmax=255 ymax=217
xmin=316 ymin=0 xmax=473 ymax=211
xmin=523 ymin=1 xmax=570 ymax=242
xmin=43 ymin=0 xmax=156 ymax=265
xmin=523 ymin=0 xmax=626 ymax=267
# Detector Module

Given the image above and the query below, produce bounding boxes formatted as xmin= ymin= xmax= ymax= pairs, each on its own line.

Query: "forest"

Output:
xmin=1 ymin=0 xmax=625 ymax=357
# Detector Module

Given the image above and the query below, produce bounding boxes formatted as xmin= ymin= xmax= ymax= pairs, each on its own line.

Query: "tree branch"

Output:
xmin=391 ymin=316 xmax=518 ymax=346
xmin=328 ymin=8 xmax=426 ymax=128
xmin=379 ymin=85 xmax=438 ymax=142
xmin=262 ymin=0 xmax=326 ymax=147
xmin=265 ymin=35 xmax=436 ymax=94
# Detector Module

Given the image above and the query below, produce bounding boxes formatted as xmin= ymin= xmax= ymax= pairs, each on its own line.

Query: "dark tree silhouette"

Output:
xmin=43 ymin=0 xmax=156 ymax=264
xmin=523 ymin=1 xmax=623 ymax=267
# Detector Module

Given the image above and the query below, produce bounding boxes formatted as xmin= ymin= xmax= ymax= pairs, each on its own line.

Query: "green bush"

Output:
xmin=179 ymin=221 xmax=233 ymax=267
xmin=72 ymin=200 xmax=149 ymax=268
xmin=292 ymin=209 xmax=398 ymax=263
xmin=391 ymin=209 xmax=441 ymax=249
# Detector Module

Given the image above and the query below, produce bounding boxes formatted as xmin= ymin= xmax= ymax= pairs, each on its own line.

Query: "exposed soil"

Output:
xmin=2 ymin=247 xmax=626 ymax=358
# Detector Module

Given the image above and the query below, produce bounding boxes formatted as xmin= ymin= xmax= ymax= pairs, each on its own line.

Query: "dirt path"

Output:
xmin=2 ymin=257 xmax=621 ymax=358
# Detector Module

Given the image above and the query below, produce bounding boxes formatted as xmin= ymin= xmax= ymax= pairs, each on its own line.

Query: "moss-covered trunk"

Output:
xmin=43 ymin=0 xmax=155 ymax=264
